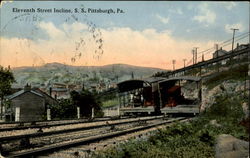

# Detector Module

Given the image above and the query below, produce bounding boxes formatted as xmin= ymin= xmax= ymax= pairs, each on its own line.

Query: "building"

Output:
xmin=213 ymin=48 xmax=228 ymax=58
xmin=51 ymin=88 xmax=69 ymax=99
xmin=51 ymin=83 xmax=70 ymax=99
xmin=234 ymin=43 xmax=249 ymax=51
xmin=233 ymin=43 xmax=249 ymax=60
xmin=33 ymin=88 xmax=58 ymax=108
xmin=4 ymin=85 xmax=57 ymax=122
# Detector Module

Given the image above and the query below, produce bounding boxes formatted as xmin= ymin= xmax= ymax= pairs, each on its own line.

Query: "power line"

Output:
xmin=220 ymin=34 xmax=249 ymax=48
xmin=177 ymin=31 xmax=249 ymax=67
xmin=197 ymin=31 xmax=249 ymax=55
xmin=196 ymin=34 xmax=249 ymax=61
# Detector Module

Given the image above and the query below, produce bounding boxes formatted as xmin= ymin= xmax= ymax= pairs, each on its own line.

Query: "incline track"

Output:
xmin=1 ymin=116 xmax=188 ymax=157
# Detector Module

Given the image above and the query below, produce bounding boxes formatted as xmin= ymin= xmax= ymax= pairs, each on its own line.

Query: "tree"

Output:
xmin=50 ymin=99 xmax=76 ymax=119
xmin=71 ymin=90 xmax=103 ymax=118
xmin=0 ymin=66 xmax=15 ymax=119
xmin=49 ymin=89 xmax=104 ymax=119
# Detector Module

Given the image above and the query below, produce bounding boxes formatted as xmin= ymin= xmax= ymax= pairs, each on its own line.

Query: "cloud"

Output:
xmin=224 ymin=2 xmax=236 ymax=10
xmin=169 ymin=8 xmax=183 ymax=15
xmin=156 ymin=14 xmax=169 ymax=24
xmin=1 ymin=21 xmax=219 ymax=69
xmin=193 ymin=3 xmax=216 ymax=24
xmin=176 ymin=8 xmax=183 ymax=15
xmin=39 ymin=22 xmax=66 ymax=40
xmin=225 ymin=23 xmax=245 ymax=33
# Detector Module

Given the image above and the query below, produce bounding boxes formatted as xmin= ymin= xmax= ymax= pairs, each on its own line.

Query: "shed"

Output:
xmin=5 ymin=85 xmax=57 ymax=122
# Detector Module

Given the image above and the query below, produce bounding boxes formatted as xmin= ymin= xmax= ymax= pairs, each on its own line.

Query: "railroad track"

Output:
xmin=0 ymin=116 xmax=163 ymax=138
xmin=0 ymin=116 xmax=163 ymax=156
xmin=0 ymin=116 xmax=134 ymax=132
xmin=0 ymin=117 xmax=186 ymax=157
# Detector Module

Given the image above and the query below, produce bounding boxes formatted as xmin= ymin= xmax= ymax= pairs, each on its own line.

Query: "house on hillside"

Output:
xmin=233 ymin=43 xmax=249 ymax=60
xmin=51 ymin=88 xmax=69 ymax=99
xmin=51 ymin=83 xmax=70 ymax=99
xmin=213 ymin=48 xmax=229 ymax=65
xmin=234 ymin=43 xmax=249 ymax=51
xmin=213 ymin=48 xmax=228 ymax=58
xmin=4 ymin=85 xmax=57 ymax=122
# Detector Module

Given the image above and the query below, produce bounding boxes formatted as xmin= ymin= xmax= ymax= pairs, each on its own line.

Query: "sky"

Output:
xmin=0 ymin=1 xmax=249 ymax=70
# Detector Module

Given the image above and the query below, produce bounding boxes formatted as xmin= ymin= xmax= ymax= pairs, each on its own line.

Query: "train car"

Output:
xmin=117 ymin=76 xmax=201 ymax=116
xmin=158 ymin=76 xmax=201 ymax=115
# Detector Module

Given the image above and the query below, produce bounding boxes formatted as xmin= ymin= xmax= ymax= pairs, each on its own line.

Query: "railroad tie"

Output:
xmin=31 ymin=121 xmax=36 ymax=125
xmin=106 ymin=121 xmax=116 ymax=130
xmin=37 ymin=127 xmax=43 ymax=133
xmin=73 ymin=151 xmax=79 ymax=157
xmin=18 ymin=122 xmax=24 ymax=127
xmin=20 ymin=137 xmax=31 ymax=148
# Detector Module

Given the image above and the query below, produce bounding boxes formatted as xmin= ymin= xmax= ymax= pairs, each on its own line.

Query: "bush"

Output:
xmin=71 ymin=90 xmax=104 ymax=118
xmin=50 ymin=99 xmax=77 ymax=119
xmin=205 ymin=93 xmax=244 ymax=122
xmin=92 ymin=120 xmax=215 ymax=158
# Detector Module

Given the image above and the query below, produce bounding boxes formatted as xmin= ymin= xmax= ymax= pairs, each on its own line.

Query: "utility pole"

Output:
xmin=231 ymin=28 xmax=239 ymax=54
xmin=183 ymin=59 xmax=187 ymax=68
xmin=230 ymin=28 xmax=239 ymax=74
xmin=172 ymin=60 xmax=176 ymax=71
xmin=193 ymin=47 xmax=199 ymax=64
xmin=230 ymin=28 xmax=239 ymax=62
xmin=192 ymin=49 xmax=195 ymax=65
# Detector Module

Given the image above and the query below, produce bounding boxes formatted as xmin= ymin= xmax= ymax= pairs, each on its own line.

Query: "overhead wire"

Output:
xmin=185 ymin=32 xmax=249 ymax=66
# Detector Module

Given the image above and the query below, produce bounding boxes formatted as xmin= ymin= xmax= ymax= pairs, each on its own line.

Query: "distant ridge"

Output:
xmin=12 ymin=63 xmax=168 ymax=88
xmin=13 ymin=62 xmax=167 ymax=71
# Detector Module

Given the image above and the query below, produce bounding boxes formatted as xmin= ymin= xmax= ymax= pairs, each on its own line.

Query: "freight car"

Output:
xmin=117 ymin=76 xmax=201 ymax=116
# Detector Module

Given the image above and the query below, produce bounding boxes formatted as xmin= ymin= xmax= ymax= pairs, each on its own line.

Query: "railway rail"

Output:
xmin=0 ymin=116 xmax=139 ymax=132
xmin=0 ymin=116 xmax=163 ymax=138
xmin=0 ymin=116 xmax=187 ymax=157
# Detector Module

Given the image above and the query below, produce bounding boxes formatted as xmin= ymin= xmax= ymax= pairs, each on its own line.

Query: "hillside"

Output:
xmin=92 ymin=61 xmax=249 ymax=158
xmin=12 ymin=63 xmax=167 ymax=88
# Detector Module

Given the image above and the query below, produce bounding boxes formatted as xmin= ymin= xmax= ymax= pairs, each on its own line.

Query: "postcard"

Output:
xmin=0 ymin=1 xmax=249 ymax=158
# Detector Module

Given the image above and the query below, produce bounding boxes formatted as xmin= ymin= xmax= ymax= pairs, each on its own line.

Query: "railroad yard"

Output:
xmin=0 ymin=116 xmax=188 ymax=157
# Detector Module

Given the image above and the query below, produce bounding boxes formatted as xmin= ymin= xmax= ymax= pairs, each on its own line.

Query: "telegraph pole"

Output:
xmin=193 ymin=47 xmax=199 ymax=64
xmin=172 ymin=60 xmax=176 ymax=71
xmin=231 ymin=28 xmax=239 ymax=54
xmin=230 ymin=28 xmax=239 ymax=74
xmin=183 ymin=59 xmax=187 ymax=68
xmin=192 ymin=49 xmax=195 ymax=65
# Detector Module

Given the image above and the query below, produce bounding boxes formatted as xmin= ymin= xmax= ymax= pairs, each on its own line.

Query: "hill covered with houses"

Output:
xmin=11 ymin=63 xmax=166 ymax=99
